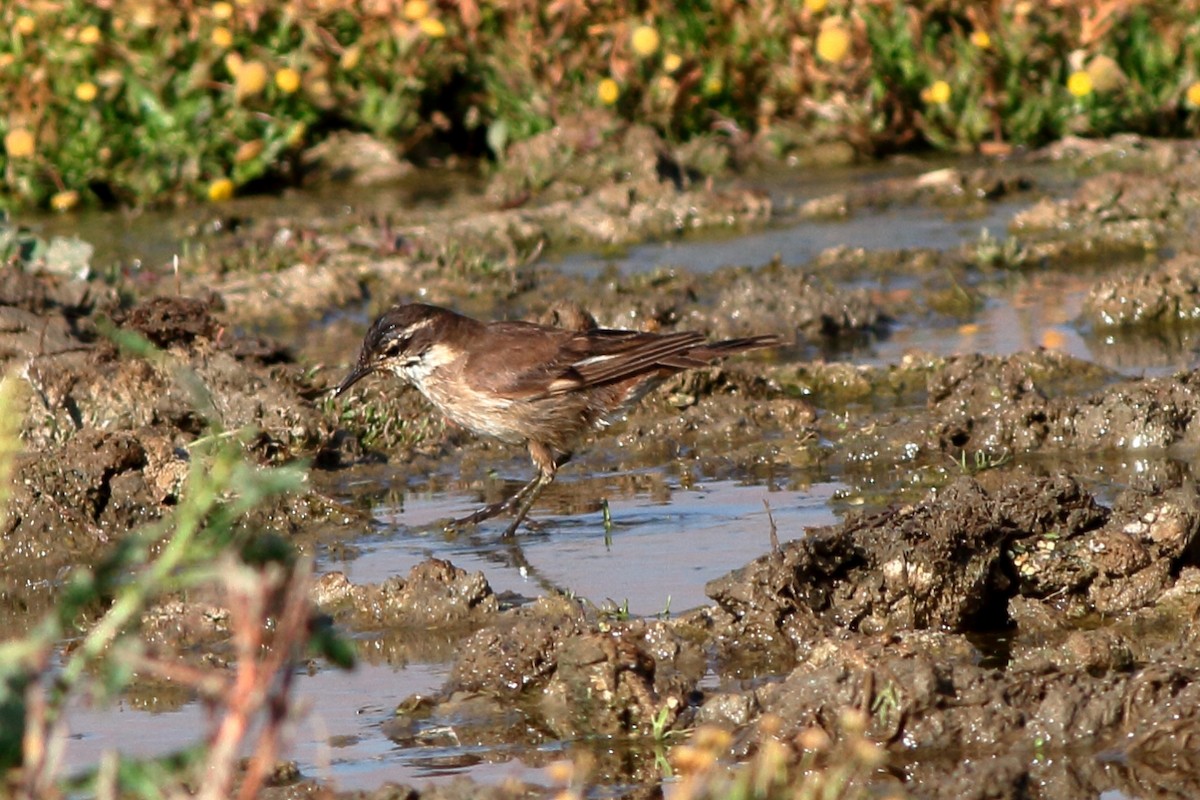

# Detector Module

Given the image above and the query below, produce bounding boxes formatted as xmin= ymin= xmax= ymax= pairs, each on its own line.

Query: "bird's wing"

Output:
xmin=463 ymin=324 xmax=709 ymax=399
xmin=545 ymin=330 xmax=708 ymax=394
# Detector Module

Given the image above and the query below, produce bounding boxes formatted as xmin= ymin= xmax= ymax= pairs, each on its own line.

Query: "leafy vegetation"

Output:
xmin=4 ymin=0 xmax=1200 ymax=208
xmin=0 ymin=333 xmax=353 ymax=798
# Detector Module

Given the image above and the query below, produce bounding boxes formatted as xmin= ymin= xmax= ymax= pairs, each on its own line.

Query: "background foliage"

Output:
xmin=3 ymin=0 xmax=1200 ymax=208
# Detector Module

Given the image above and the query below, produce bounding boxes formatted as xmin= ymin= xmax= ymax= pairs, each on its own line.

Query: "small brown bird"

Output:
xmin=336 ymin=303 xmax=781 ymax=536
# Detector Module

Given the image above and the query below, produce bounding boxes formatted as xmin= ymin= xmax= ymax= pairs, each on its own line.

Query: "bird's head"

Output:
xmin=334 ymin=304 xmax=449 ymax=396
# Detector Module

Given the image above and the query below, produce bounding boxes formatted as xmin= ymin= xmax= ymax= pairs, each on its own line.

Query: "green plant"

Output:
xmin=953 ymin=448 xmax=1011 ymax=475
xmin=9 ymin=0 xmax=1200 ymax=209
xmin=0 ymin=333 xmax=353 ymax=798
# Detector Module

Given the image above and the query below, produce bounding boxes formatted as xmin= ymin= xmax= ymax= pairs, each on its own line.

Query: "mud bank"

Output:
xmin=8 ymin=133 xmax=1200 ymax=797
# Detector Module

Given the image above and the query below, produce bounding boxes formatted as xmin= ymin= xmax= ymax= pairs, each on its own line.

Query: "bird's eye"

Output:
xmin=382 ymin=335 xmax=410 ymax=357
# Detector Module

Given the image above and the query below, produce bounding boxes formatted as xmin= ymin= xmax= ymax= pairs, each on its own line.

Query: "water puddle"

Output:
xmin=64 ymin=659 xmax=457 ymax=791
xmin=554 ymin=199 xmax=1024 ymax=277
xmin=344 ymin=478 xmax=841 ymax=616
xmin=58 ymin=478 xmax=836 ymax=790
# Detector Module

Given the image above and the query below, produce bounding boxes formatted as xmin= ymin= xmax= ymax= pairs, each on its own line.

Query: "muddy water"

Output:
xmin=37 ymin=151 xmax=1200 ymax=797
xmin=57 ymin=175 xmax=967 ymax=786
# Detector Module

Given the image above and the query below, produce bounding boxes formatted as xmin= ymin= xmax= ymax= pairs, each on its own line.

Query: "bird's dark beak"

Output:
xmin=334 ymin=361 xmax=375 ymax=396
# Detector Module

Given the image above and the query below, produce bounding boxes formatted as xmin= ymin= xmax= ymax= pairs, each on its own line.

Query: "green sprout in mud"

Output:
xmin=650 ymin=704 xmax=677 ymax=744
xmin=654 ymin=746 xmax=674 ymax=780
xmin=971 ymin=228 xmax=1029 ymax=271
xmin=602 ymin=498 xmax=614 ymax=548
xmin=323 ymin=390 xmax=440 ymax=451
xmin=953 ymin=448 xmax=1011 ymax=475
xmin=871 ymin=682 xmax=901 ymax=730
xmin=599 ymin=598 xmax=632 ymax=623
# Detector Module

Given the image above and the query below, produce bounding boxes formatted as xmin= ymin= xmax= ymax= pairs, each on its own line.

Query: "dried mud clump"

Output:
xmin=391 ymin=591 xmax=706 ymax=747
xmin=1082 ymin=252 xmax=1200 ymax=328
xmin=313 ymin=559 xmax=499 ymax=629
xmin=708 ymin=473 xmax=1200 ymax=656
xmin=735 ymin=637 xmax=1200 ymax=765
xmin=830 ymin=350 xmax=1200 ymax=465
xmin=1013 ymin=169 xmax=1179 ymax=245
xmin=695 ymin=467 xmax=1200 ymax=794
xmin=115 ymin=294 xmax=223 ymax=347
xmin=703 ymin=265 xmax=885 ymax=343
xmin=1 ymin=430 xmax=154 ymax=574
xmin=705 ymin=475 xmax=1107 ymax=652
xmin=1 ymin=283 xmax=356 ymax=578
xmin=446 ymin=595 xmax=589 ymax=697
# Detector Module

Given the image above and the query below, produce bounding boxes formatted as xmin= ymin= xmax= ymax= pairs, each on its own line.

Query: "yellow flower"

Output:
xmin=418 ymin=17 xmax=446 ymax=37
xmin=50 ymin=190 xmax=80 ymax=212
xmin=804 ymin=0 xmax=828 ymax=11
xmin=1187 ymin=82 xmax=1200 ymax=108
xmin=597 ymin=77 xmax=620 ymax=105
xmin=1067 ymin=70 xmax=1093 ymax=98
xmin=0 ymin=54 xmax=15 ymax=69
xmin=207 ymin=178 xmax=235 ymax=202
xmin=704 ymin=75 xmax=722 ymax=95
xmin=663 ymin=52 xmax=682 ymax=73
xmin=74 ymin=82 xmax=98 ymax=102
xmin=212 ymin=1 xmax=234 ymax=20
xmin=970 ymin=30 xmax=991 ymax=49
xmin=815 ymin=20 xmax=851 ymax=63
xmin=16 ymin=16 xmax=35 ymax=35
xmin=340 ymin=44 xmax=362 ymax=71
xmin=211 ymin=26 xmax=233 ymax=48
xmin=631 ymin=25 xmax=660 ymax=58
xmin=403 ymin=0 xmax=428 ymax=21
xmin=275 ymin=67 xmax=301 ymax=94
xmin=925 ymin=79 xmax=951 ymax=105
xmin=79 ymin=25 xmax=101 ymax=45
xmin=4 ymin=128 xmax=35 ymax=159
xmin=235 ymin=60 xmax=268 ymax=98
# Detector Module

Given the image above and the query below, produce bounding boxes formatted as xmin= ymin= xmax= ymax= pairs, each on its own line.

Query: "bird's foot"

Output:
xmin=443 ymin=496 xmax=520 ymax=530
xmin=442 ymin=474 xmax=550 ymax=536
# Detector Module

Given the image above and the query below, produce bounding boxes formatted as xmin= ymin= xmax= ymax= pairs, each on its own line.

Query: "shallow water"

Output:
xmin=351 ymin=478 xmax=841 ymax=616
xmin=65 ymin=661 xmax=469 ymax=792
xmin=554 ymin=198 xmax=1025 ymax=277
xmin=63 ymin=476 xmax=838 ymax=790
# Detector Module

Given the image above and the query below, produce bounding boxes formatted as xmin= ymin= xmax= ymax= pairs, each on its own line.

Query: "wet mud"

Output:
xmin=7 ymin=129 xmax=1200 ymax=798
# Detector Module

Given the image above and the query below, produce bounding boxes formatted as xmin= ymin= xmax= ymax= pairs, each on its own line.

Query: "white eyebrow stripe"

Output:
xmin=400 ymin=317 xmax=434 ymax=336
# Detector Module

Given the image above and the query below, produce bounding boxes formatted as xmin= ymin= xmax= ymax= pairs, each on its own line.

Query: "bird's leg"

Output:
xmin=447 ymin=446 xmax=569 ymax=533
xmin=500 ymin=443 xmax=569 ymax=538
xmin=448 ymin=478 xmax=535 ymax=528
